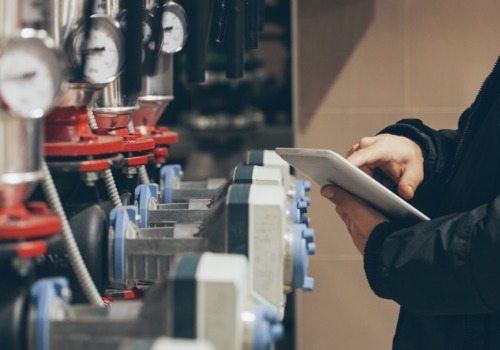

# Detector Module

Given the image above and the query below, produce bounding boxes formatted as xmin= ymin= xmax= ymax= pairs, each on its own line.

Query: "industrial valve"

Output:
xmin=27 ymin=253 xmax=282 ymax=350
xmin=225 ymin=183 xmax=314 ymax=319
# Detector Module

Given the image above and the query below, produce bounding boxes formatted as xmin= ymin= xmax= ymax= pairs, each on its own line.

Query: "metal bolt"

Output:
xmin=11 ymin=257 xmax=32 ymax=277
xmin=81 ymin=171 xmax=99 ymax=186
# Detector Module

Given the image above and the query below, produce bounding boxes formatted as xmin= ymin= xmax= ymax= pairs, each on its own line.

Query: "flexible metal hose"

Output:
xmin=88 ymin=108 xmax=122 ymax=207
xmin=41 ymin=161 xmax=105 ymax=307
xmin=127 ymin=121 xmax=151 ymax=185
xmin=103 ymin=169 xmax=123 ymax=207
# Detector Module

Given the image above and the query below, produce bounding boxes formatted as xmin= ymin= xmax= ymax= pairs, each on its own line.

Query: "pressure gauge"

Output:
xmin=70 ymin=14 xmax=125 ymax=85
xmin=0 ymin=29 xmax=65 ymax=119
xmin=161 ymin=2 xmax=188 ymax=54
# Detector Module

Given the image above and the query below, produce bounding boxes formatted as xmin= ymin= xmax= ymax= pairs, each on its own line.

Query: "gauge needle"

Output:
xmin=0 ymin=71 xmax=37 ymax=81
xmin=164 ymin=26 xmax=173 ymax=31
xmin=79 ymin=47 xmax=106 ymax=54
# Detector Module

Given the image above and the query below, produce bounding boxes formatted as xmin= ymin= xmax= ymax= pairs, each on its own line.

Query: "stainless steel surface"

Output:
xmin=135 ymin=95 xmax=173 ymax=126
xmin=148 ymin=208 xmax=209 ymax=225
xmin=46 ymin=0 xmax=85 ymax=49
xmin=92 ymin=106 xmax=139 ymax=130
xmin=0 ymin=113 xmax=42 ymax=208
xmin=0 ymin=1 xmax=21 ymax=38
xmin=169 ymin=178 xmax=226 ymax=201
xmin=48 ymin=302 xmax=144 ymax=350
xmin=93 ymin=78 xmax=140 ymax=129
xmin=105 ymin=0 xmax=121 ymax=18
xmin=109 ymin=222 xmax=207 ymax=288
xmin=141 ymin=53 xmax=173 ymax=96
xmin=143 ymin=0 xmax=157 ymax=10
xmin=56 ymin=83 xmax=101 ymax=107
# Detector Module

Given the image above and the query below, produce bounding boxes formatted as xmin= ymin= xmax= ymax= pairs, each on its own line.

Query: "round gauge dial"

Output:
xmin=161 ymin=2 xmax=188 ymax=54
xmin=73 ymin=15 xmax=125 ymax=84
xmin=0 ymin=30 xmax=65 ymax=118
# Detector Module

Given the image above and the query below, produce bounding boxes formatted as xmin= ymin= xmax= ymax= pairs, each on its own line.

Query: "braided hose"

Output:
xmin=41 ymin=161 xmax=105 ymax=307
xmin=88 ymin=108 xmax=122 ymax=207
xmin=128 ymin=121 xmax=151 ymax=185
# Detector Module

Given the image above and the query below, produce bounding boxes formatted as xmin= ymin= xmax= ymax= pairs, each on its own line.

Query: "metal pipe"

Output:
xmin=0 ymin=2 xmax=21 ymax=38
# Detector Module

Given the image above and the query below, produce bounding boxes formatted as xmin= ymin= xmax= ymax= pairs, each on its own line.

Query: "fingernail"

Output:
xmin=322 ymin=188 xmax=336 ymax=201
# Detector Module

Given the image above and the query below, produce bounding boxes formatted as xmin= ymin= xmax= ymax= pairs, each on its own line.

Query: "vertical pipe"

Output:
xmin=184 ymin=0 xmax=215 ymax=83
xmin=226 ymin=0 xmax=245 ymax=78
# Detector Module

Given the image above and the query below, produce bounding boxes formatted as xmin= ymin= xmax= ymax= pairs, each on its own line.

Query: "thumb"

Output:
xmin=398 ymin=168 xmax=423 ymax=200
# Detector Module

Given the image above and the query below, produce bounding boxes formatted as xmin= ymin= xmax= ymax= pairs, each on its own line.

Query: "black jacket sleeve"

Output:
xmin=376 ymin=107 xmax=472 ymax=215
xmin=364 ymin=193 xmax=500 ymax=315
xmin=363 ymin=107 xmax=500 ymax=315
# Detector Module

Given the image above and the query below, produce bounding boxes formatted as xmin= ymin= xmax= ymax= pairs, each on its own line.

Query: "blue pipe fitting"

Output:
xmin=295 ymin=224 xmax=316 ymax=255
xmin=31 ymin=277 xmax=69 ymax=350
xmin=110 ymin=206 xmax=138 ymax=285
xmin=291 ymin=224 xmax=315 ymax=292
xmin=134 ymin=184 xmax=159 ymax=228
xmin=253 ymin=303 xmax=284 ymax=350
xmin=294 ymin=179 xmax=312 ymax=204
xmin=160 ymin=164 xmax=182 ymax=204
xmin=288 ymin=202 xmax=302 ymax=224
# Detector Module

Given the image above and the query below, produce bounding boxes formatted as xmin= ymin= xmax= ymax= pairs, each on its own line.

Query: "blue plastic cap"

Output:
xmin=110 ymin=206 xmax=138 ymax=284
xmin=253 ymin=303 xmax=284 ymax=350
xmin=303 ymin=276 xmax=315 ymax=292
xmin=297 ymin=201 xmax=308 ymax=213
xmin=294 ymin=180 xmax=306 ymax=201
xmin=302 ymin=216 xmax=311 ymax=226
xmin=294 ymin=180 xmax=312 ymax=204
xmin=307 ymin=242 xmax=316 ymax=255
xmin=134 ymin=184 xmax=159 ymax=229
xmin=302 ymin=227 xmax=315 ymax=244
xmin=31 ymin=277 xmax=69 ymax=350
xmin=160 ymin=164 xmax=182 ymax=204
xmin=304 ymin=180 xmax=312 ymax=192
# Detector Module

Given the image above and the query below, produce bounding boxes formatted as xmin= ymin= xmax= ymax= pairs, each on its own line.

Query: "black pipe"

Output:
xmin=257 ymin=0 xmax=265 ymax=32
xmin=184 ymin=0 xmax=216 ymax=83
xmin=122 ymin=0 xmax=143 ymax=95
xmin=245 ymin=0 xmax=258 ymax=49
xmin=225 ymin=0 xmax=245 ymax=78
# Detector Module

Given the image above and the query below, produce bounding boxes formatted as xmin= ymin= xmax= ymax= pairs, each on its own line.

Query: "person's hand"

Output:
xmin=320 ymin=185 xmax=388 ymax=255
xmin=346 ymin=134 xmax=424 ymax=200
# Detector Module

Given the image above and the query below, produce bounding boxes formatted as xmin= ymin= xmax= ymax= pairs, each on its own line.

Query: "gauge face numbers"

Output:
xmin=162 ymin=3 xmax=188 ymax=54
xmin=0 ymin=36 xmax=63 ymax=118
xmin=74 ymin=16 xmax=125 ymax=84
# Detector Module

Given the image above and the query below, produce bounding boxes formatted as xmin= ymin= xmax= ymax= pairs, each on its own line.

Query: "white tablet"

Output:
xmin=275 ymin=147 xmax=430 ymax=224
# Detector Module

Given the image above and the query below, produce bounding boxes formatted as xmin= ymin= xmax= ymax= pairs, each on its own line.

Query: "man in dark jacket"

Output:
xmin=320 ymin=56 xmax=500 ymax=349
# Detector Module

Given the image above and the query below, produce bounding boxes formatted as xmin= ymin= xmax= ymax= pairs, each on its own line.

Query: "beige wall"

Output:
xmin=294 ymin=1 xmax=500 ymax=349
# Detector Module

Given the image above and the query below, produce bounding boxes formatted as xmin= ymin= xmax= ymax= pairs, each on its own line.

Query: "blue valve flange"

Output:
xmin=160 ymin=164 xmax=182 ymax=204
xmin=253 ymin=303 xmax=284 ymax=350
xmin=31 ymin=277 xmax=69 ymax=350
xmin=296 ymin=224 xmax=316 ymax=255
xmin=110 ymin=206 xmax=138 ymax=285
xmin=291 ymin=225 xmax=315 ymax=291
xmin=288 ymin=202 xmax=302 ymax=224
xmin=134 ymin=184 xmax=159 ymax=229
